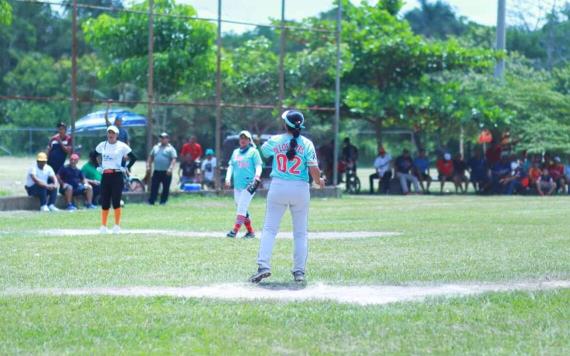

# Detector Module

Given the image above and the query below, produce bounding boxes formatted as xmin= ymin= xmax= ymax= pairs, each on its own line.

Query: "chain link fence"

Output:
xmin=1 ymin=0 xmax=342 ymax=188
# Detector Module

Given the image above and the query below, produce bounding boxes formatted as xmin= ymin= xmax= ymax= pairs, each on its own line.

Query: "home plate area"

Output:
xmin=4 ymin=280 xmax=570 ymax=306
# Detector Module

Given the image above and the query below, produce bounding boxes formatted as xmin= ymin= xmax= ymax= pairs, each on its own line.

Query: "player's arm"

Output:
xmin=225 ymin=159 xmax=233 ymax=189
xmin=260 ymin=140 xmax=274 ymax=159
xmin=30 ymin=169 xmax=49 ymax=189
xmin=104 ymin=101 xmax=111 ymax=127
xmin=309 ymin=166 xmax=325 ymax=188
xmin=63 ymin=137 xmax=73 ymax=154
xmin=307 ymin=142 xmax=324 ymax=188
xmin=253 ymin=150 xmax=263 ymax=180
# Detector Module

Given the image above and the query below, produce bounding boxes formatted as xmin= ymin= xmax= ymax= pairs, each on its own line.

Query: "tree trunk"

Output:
xmin=374 ymin=118 xmax=383 ymax=149
xmin=459 ymin=124 xmax=465 ymax=157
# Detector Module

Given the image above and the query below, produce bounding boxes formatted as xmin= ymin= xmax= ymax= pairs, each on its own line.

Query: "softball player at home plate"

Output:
xmin=249 ymin=110 xmax=325 ymax=283
xmin=225 ymin=130 xmax=263 ymax=238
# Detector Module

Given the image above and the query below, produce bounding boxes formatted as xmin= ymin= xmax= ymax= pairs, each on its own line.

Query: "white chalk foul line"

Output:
xmin=21 ymin=229 xmax=400 ymax=240
xmin=3 ymin=280 xmax=569 ymax=306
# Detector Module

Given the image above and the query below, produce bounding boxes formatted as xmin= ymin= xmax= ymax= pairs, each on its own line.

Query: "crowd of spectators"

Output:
xmin=24 ymin=123 xmax=569 ymax=211
xmin=25 ymin=122 xmax=216 ymax=211
xmin=369 ymin=145 xmax=569 ymax=196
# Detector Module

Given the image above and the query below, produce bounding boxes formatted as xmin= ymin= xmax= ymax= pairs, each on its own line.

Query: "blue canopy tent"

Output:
xmin=71 ymin=109 xmax=147 ymax=135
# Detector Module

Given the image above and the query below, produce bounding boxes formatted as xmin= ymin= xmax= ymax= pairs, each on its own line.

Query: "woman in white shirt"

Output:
xmin=95 ymin=125 xmax=136 ymax=234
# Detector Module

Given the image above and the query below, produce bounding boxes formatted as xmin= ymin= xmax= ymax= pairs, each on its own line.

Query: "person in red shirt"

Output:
xmin=180 ymin=136 xmax=203 ymax=181
xmin=181 ymin=136 xmax=203 ymax=161
xmin=548 ymin=156 xmax=566 ymax=193
xmin=485 ymin=142 xmax=502 ymax=167
xmin=436 ymin=153 xmax=454 ymax=193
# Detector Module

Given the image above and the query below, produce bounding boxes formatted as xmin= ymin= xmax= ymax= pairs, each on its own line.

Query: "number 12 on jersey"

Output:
xmin=276 ymin=153 xmax=301 ymax=175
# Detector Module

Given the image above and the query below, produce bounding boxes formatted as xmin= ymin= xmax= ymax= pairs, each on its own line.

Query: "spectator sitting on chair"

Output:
xmin=520 ymin=150 xmax=531 ymax=173
xmin=394 ymin=149 xmax=421 ymax=194
xmin=57 ymin=153 xmax=96 ymax=211
xmin=491 ymin=152 xmax=512 ymax=194
xmin=200 ymin=148 xmax=217 ymax=189
xmin=369 ymin=146 xmax=392 ymax=194
xmin=467 ymin=150 xmax=488 ymax=193
xmin=528 ymin=159 xmax=542 ymax=191
xmin=548 ymin=156 xmax=566 ymax=193
xmin=537 ymin=169 xmax=556 ymax=196
xmin=25 ymin=152 xmax=60 ymax=212
xmin=436 ymin=153 xmax=454 ymax=193
xmin=47 ymin=122 xmax=73 ymax=174
xmin=181 ymin=136 xmax=203 ymax=162
xmin=81 ymin=150 xmax=102 ymax=205
xmin=452 ymin=153 xmax=469 ymax=193
xmin=147 ymin=132 xmax=178 ymax=205
xmin=342 ymin=137 xmax=359 ymax=183
xmin=500 ymin=160 xmax=523 ymax=195
xmin=413 ymin=149 xmax=432 ymax=193
xmin=179 ymin=153 xmax=198 ymax=188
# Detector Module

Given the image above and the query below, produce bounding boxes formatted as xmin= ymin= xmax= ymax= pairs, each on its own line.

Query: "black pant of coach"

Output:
xmin=148 ymin=170 xmax=172 ymax=205
xmin=369 ymin=171 xmax=392 ymax=194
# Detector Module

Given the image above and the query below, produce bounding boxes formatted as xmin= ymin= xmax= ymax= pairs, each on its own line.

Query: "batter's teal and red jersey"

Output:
xmin=261 ymin=134 xmax=318 ymax=182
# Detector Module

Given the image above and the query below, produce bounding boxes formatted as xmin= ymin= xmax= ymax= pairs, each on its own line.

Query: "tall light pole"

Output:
xmin=332 ymin=1 xmax=342 ymax=186
xmin=215 ymin=0 xmax=222 ymax=191
xmin=278 ymin=0 xmax=285 ymax=113
xmin=147 ymin=0 xmax=155 ymax=153
xmin=495 ymin=0 xmax=507 ymax=79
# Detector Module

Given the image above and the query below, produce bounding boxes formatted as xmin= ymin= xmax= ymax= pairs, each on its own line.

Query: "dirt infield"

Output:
xmin=4 ymin=280 xmax=569 ymax=305
xmin=10 ymin=229 xmax=401 ymax=240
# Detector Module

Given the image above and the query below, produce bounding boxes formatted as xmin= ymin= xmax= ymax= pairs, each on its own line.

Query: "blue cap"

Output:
xmin=281 ymin=110 xmax=305 ymax=129
xmin=205 ymin=148 xmax=214 ymax=155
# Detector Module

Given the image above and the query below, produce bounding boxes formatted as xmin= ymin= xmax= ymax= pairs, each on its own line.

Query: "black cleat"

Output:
xmin=293 ymin=271 xmax=305 ymax=283
xmin=226 ymin=230 xmax=237 ymax=238
xmin=243 ymin=231 xmax=256 ymax=239
xmin=249 ymin=269 xmax=271 ymax=283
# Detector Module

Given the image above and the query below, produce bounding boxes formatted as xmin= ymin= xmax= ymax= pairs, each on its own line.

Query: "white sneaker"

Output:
xmin=48 ymin=204 xmax=60 ymax=212
xmin=99 ymin=225 xmax=108 ymax=234
xmin=40 ymin=205 xmax=49 ymax=212
xmin=112 ymin=225 xmax=121 ymax=234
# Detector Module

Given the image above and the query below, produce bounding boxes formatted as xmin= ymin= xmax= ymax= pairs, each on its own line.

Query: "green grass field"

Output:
xmin=1 ymin=194 xmax=569 ymax=354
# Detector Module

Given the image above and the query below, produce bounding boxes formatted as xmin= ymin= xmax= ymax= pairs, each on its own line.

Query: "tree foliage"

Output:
xmin=83 ymin=0 xmax=215 ymax=97
xmin=0 ymin=0 xmax=12 ymax=26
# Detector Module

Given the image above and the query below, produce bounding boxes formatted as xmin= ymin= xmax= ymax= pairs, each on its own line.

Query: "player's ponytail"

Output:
xmin=281 ymin=110 xmax=305 ymax=161
xmin=286 ymin=127 xmax=301 ymax=161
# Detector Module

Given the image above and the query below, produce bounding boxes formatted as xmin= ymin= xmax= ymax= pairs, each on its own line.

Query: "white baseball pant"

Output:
xmin=233 ymin=189 xmax=253 ymax=216
xmin=257 ymin=178 xmax=310 ymax=274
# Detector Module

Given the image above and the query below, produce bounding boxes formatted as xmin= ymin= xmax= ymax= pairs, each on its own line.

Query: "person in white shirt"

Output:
xmin=25 ymin=152 xmax=60 ymax=212
xmin=369 ymin=147 xmax=392 ymax=194
xmin=95 ymin=125 xmax=136 ymax=234
xmin=200 ymin=148 xmax=217 ymax=189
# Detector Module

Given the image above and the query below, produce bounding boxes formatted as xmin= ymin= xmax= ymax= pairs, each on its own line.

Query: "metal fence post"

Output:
xmin=214 ymin=0 xmax=223 ymax=191
xmin=278 ymin=0 xmax=286 ymax=114
xmin=147 ymin=0 xmax=155 ymax=154
xmin=333 ymin=1 xmax=342 ymax=186
xmin=71 ymin=0 xmax=78 ymax=152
